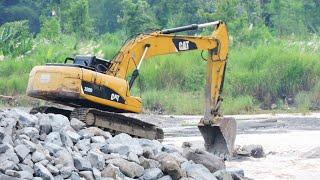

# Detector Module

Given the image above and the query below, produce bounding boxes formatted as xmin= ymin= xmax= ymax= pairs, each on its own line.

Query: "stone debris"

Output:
xmin=236 ymin=144 xmax=265 ymax=158
xmin=0 ymin=108 xmax=248 ymax=179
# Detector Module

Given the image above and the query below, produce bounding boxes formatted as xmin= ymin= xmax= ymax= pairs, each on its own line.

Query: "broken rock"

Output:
xmin=183 ymin=148 xmax=225 ymax=172
xmin=106 ymin=158 xmax=144 ymax=178
xmin=70 ymin=118 xmax=85 ymax=131
xmin=34 ymin=162 xmax=54 ymax=180
xmin=74 ymin=155 xmax=92 ymax=171
xmin=155 ymin=152 xmax=184 ymax=179
xmin=88 ymin=150 xmax=105 ymax=170
xmin=14 ymin=144 xmax=31 ymax=161
xmin=140 ymin=168 xmax=163 ymax=180
xmin=238 ymin=144 xmax=265 ymax=158
xmin=181 ymin=161 xmax=217 ymax=180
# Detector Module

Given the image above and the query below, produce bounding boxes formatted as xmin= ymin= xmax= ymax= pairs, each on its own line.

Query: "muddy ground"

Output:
xmin=134 ymin=113 xmax=320 ymax=180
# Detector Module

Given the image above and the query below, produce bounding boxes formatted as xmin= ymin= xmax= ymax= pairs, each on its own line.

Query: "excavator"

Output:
xmin=26 ymin=20 xmax=236 ymax=157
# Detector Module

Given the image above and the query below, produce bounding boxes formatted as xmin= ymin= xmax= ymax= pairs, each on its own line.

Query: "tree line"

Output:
xmin=1 ymin=0 xmax=319 ymax=38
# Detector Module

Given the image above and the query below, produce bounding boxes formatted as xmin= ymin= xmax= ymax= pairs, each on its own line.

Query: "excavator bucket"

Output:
xmin=198 ymin=117 xmax=237 ymax=159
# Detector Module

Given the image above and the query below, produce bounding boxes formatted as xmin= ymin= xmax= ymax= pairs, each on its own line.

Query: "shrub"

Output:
xmin=38 ymin=17 xmax=61 ymax=41
xmin=0 ymin=20 xmax=33 ymax=57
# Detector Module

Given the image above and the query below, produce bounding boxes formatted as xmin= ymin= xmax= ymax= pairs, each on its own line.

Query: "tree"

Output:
xmin=59 ymin=0 xmax=93 ymax=38
xmin=120 ymin=0 xmax=157 ymax=35
xmin=38 ymin=17 xmax=61 ymax=41
xmin=89 ymin=0 xmax=123 ymax=34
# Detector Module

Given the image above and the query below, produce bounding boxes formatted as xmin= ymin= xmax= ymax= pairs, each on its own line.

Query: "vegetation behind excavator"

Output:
xmin=26 ymin=21 xmax=236 ymax=158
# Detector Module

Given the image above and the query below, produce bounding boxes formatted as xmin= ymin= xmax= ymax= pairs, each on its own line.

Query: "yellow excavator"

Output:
xmin=26 ymin=21 xmax=236 ymax=157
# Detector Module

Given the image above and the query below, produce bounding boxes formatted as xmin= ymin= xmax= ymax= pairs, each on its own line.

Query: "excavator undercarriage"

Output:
xmin=30 ymin=106 xmax=164 ymax=140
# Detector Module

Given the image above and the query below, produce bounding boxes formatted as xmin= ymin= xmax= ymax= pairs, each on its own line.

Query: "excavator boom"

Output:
xmin=26 ymin=21 xmax=236 ymax=158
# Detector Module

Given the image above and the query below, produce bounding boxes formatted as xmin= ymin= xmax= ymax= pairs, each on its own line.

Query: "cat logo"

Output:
xmin=111 ymin=93 xmax=120 ymax=102
xmin=172 ymin=38 xmax=197 ymax=51
xmin=178 ymin=41 xmax=190 ymax=51
xmin=84 ymin=86 xmax=93 ymax=93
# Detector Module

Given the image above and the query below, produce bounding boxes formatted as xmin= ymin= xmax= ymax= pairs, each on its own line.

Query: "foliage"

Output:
xmin=120 ymin=0 xmax=157 ymax=35
xmin=221 ymin=96 xmax=255 ymax=115
xmin=0 ymin=20 xmax=33 ymax=57
xmin=60 ymin=0 xmax=93 ymax=38
xmin=295 ymin=91 xmax=312 ymax=113
xmin=0 ymin=1 xmax=320 ymax=114
xmin=38 ymin=17 xmax=61 ymax=41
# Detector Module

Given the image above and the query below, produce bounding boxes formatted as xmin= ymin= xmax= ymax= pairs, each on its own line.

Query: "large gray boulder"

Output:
xmin=181 ymin=161 xmax=217 ymax=180
xmin=18 ymin=163 xmax=34 ymax=175
xmin=0 ymin=160 xmax=16 ymax=172
xmin=79 ymin=171 xmax=94 ymax=180
xmin=19 ymin=127 xmax=39 ymax=141
xmin=128 ymin=152 xmax=140 ymax=164
xmin=103 ymin=133 xmax=143 ymax=156
xmin=79 ymin=127 xmax=111 ymax=139
xmin=21 ymin=139 xmax=37 ymax=153
xmin=0 ymin=143 xmax=9 ymax=153
xmin=91 ymin=136 xmax=106 ymax=144
xmin=237 ymin=144 xmax=265 ymax=158
xmin=213 ymin=170 xmax=233 ymax=180
xmin=0 ymin=173 xmax=20 ymax=180
xmin=36 ymin=114 xmax=70 ymax=132
xmin=70 ymin=118 xmax=85 ymax=131
xmin=157 ymin=175 xmax=172 ymax=180
xmin=183 ymin=148 xmax=225 ymax=173
xmin=155 ymin=152 xmax=184 ymax=179
xmin=55 ymin=149 xmax=74 ymax=167
xmin=65 ymin=131 xmax=81 ymax=143
xmin=101 ymin=143 xmax=130 ymax=155
xmin=138 ymin=139 xmax=163 ymax=155
xmin=32 ymin=150 xmax=46 ymax=163
xmin=11 ymin=109 xmax=38 ymax=127
xmin=46 ymin=164 xmax=59 ymax=176
xmin=106 ymin=158 xmax=144 ymax=178
xmin=101 ymin=164 xmax=125 ymax=179
xmin=3 ymin=146 xmax=21 ymax=164
xmin=73 ymin=154 xmax=92 ymax=171
xmin=14 ymin=144 xmax=31 ymax=161
xmin=139 ymin=156 xmax=161 ymax=169
xmin=34 ymin=162 xmax=54 ymax=180
xmin=17 ymin=170 xmax=33 ymax=180
xmin=45 ymin=132 xmax=63 ymax=147
xmin=88 ymin=150 xmax=105 ymax=170
xmin=5 ymin=170 xmax=21 ymax=178
xmin=140 ymin=168 xmax=163 ymax=180
xmin=75 ymin=139 xmax=91 ymax=153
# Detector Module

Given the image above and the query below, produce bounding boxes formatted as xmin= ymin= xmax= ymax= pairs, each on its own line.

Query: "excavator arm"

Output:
xmin=107 ymin=21 xmax=236 ymax=158
xmin=108 ymin=21 xmax=228 ymax=118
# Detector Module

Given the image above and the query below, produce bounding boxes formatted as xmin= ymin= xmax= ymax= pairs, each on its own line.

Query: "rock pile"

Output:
xmin=0 ymin=108 xmax=245 ymax=180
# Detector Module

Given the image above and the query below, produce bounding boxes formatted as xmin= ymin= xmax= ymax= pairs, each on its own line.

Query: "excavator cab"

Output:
xmin=63 ymin=55 xmax=112 ymax=73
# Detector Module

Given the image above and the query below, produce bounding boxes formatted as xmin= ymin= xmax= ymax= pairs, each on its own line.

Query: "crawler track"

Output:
xmin=30 ymin=106 xmax=164 ymax=140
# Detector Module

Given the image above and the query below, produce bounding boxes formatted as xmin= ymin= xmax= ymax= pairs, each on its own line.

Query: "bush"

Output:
xmin=295 ymin=92 xmax=312 ymax=113
xmin=0 ymin=20 xmax=33 ymax=57
xmin=221 ymin=96 xmax=255 ymax=115
xmin=38 ymin=17 xmax=61 ymax=41
xmin=225 ymin=41 xmax=320 ymax=108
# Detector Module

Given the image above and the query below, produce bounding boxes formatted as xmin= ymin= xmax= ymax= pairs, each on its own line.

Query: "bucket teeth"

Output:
xmin=198 ymin=117 xmax=237 ymax=159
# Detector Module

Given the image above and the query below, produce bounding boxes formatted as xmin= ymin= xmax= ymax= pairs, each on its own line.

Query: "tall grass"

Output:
xmin=0 ymin=36 xmax=319 ymax=114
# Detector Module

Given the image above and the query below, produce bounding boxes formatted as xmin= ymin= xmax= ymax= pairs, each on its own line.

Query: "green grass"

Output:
xmin=0 ymin=36 xmax=319 ymax=114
